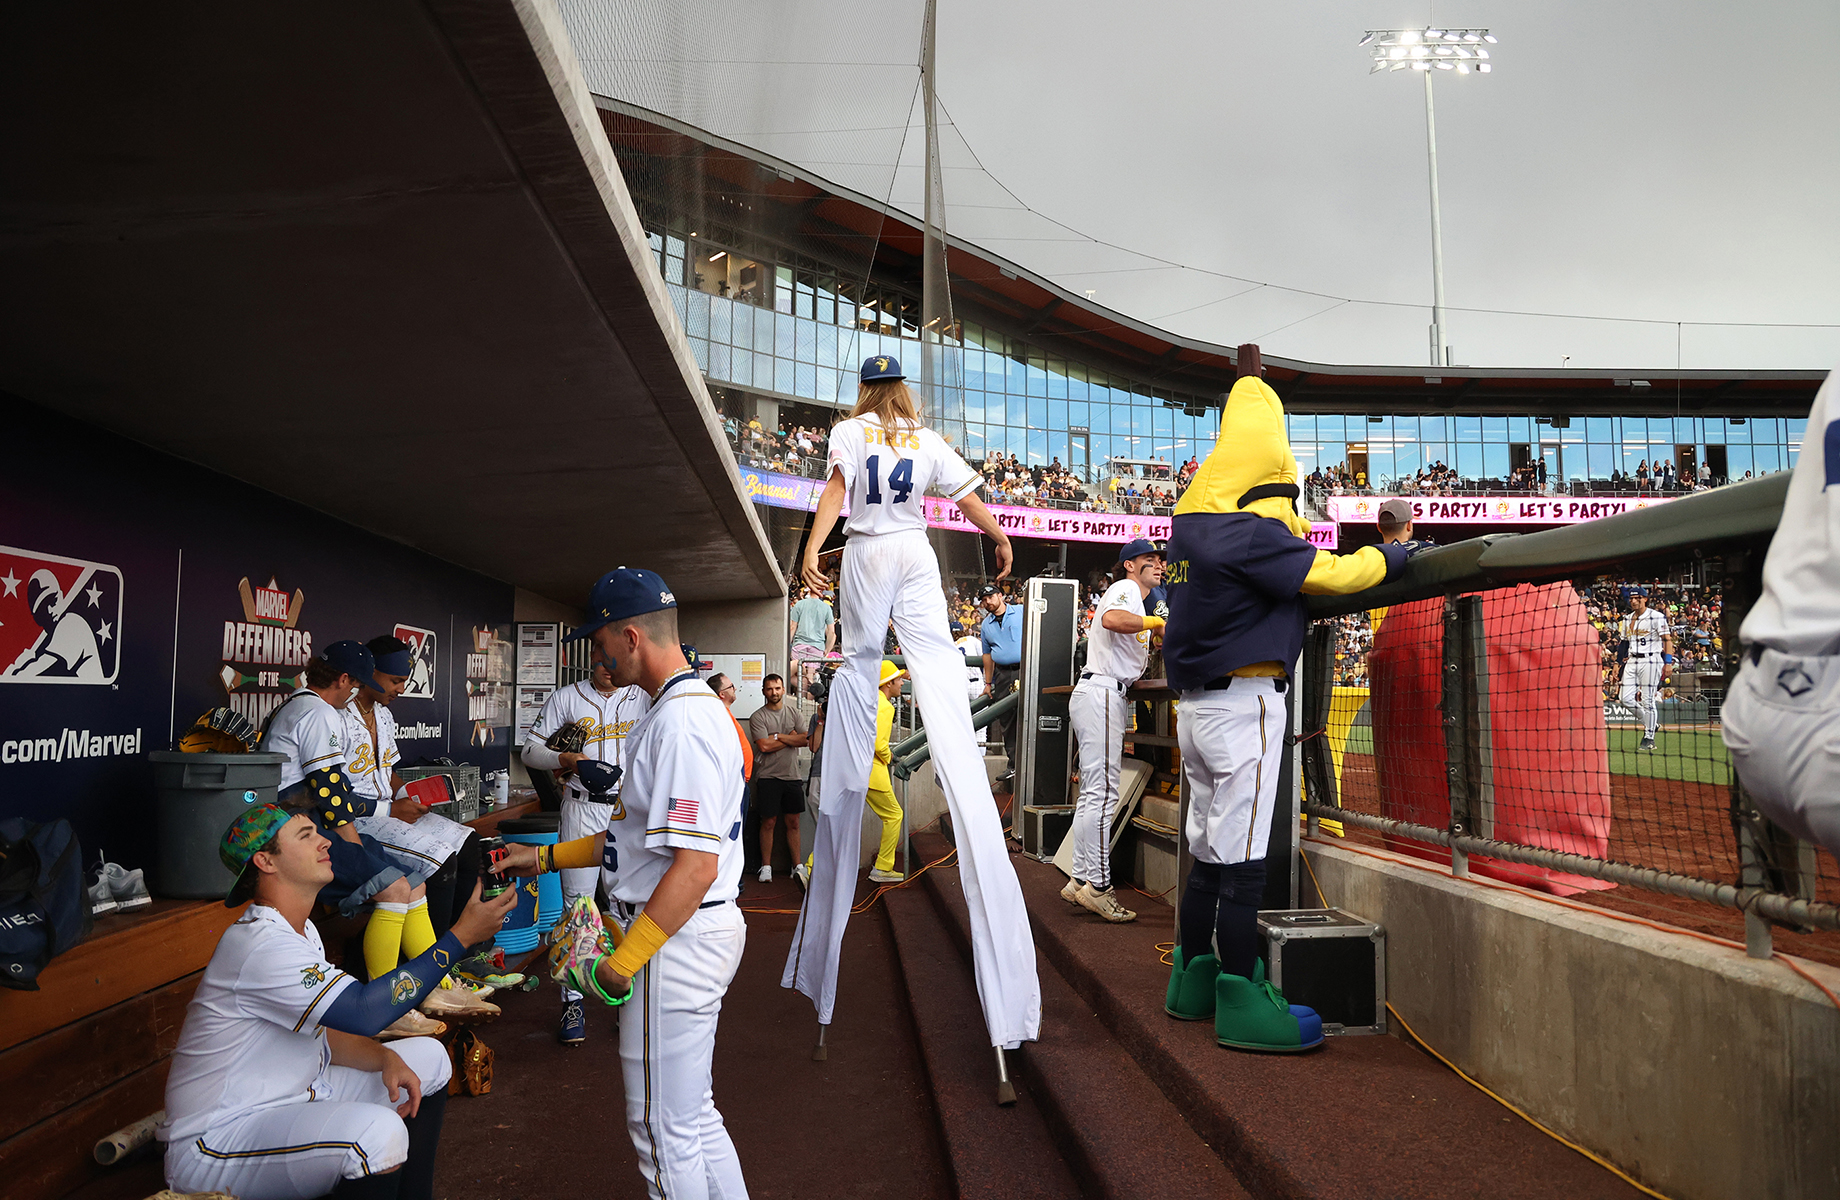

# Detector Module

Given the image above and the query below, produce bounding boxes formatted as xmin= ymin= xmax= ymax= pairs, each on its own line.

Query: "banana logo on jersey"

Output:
xmin=300 ymin=963 xmax=328 ymax=989
xmin=391 ymin=972 xmax=422 ymax=1004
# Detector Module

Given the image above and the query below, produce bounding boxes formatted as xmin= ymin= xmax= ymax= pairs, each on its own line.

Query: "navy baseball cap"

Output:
xmin=1119 ymin=538 xmax=1165 ymax=563
xmin=860 ymin=355 xmax=904 ymax=382
xmin=563 ymin=567 xmax=678 ymax=642
xmin=367 ymin=636 xmax=413 ymax=677
xmin=1628 ymin=586 xmax=1648 ymax=598
xmin=321 ymin=640 xmax=382 ymax=684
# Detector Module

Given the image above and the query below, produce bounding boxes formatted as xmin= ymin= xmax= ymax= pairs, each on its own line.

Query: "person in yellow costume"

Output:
xmin=805 ymin=659 xmax=908 ymax=883
xmin=1161 ymin=375 xmax=1421 ymax=1052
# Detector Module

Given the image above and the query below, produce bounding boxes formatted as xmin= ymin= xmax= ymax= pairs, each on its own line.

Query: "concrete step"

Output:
xmin=992 ymin=836 xmax=1647 ymax=1200
xmin=881 ymin=880 xmax=1083 ymax=1199
xmin=908 ymin=832 xmax=1249 ymax=1200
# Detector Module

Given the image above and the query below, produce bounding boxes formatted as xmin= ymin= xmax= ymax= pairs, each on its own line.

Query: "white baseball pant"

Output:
xmin=1722 ymin=647 xmax=1840 ymax=859
xmin=559 ymin=793 xmax=616 ymax=1002
xmin=163 ymin=1037 xmax=450 ymax=1200
xmin=785 ymin=529 xmax=1041 ymax=1049
xmin=620 ymin=901 xmax=749 ymax=1200
xmin=1619 ymin=656 xmax=1664 ymax=736
xmin=1068 ymin=675 xmax=1129 ymax=889
xmin=1178 ymin=679 xmax=1288 ymax=867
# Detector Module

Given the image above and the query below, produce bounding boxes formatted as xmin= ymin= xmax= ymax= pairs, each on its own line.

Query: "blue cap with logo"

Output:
xmin=368 ymin=636 xmax=413 ymax=678
xmin=1119 ymin=537 xmax=1166 ymax=563
xmin=563 ymin=567 xmax=678 ymax=642
xmin=860 ymin=355 xmax=904 ymax=382
xmin=321 ymin=639 xmax=381 ymax=684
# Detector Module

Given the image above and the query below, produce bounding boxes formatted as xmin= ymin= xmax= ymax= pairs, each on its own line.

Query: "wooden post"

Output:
xmin=1237 ymin=343 xmax=1262 ymax=379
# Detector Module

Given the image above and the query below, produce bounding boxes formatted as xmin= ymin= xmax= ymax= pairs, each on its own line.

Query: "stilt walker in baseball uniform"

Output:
xmin=1162 ymin=375 xmax=1413 ymax=1051
xmin=783 ymin=356 xmax=1042 ymax=1079
xmin=157 ymin=804 xmax=517 ymax=1200
xmin=519 ymin=663 xmax=648 ymax=1045
xmin=1065 ymin=538 xmax=1165 ymax=923
xmin=501 ymin=569 xmax=750 ymax=1200
xmin=1722 ymin=365 xmax=1840 ymax=859
xmin=1616 ymin=589 xmax=1674 ymax=751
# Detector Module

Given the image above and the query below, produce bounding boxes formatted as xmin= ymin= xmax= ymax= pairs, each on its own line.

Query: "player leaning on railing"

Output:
xmin=1160 ymin=375 xmax=1421 ymax=1053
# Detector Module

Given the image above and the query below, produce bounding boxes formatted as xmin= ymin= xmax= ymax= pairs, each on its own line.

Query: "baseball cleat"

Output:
xmin=421 ymin=976 xmax=500 ymax=1022
xmin=1639 ymin=735 xmax=1656 ymax=751
xmin=1059 ymin=877 xmax=1083 ymax=905
xmin=378 ymin=1009 xmax=447 ymax=1041
xmin=1075 ymin=883 xmax=1138 ymax=923
xmin=548 ymin=896 xmax=612 ymax=964
xmin=868 ymin=867 xmax=905 ymax=883
xmin=102 ymin=861 xmax=152 ymax=910
xmin=559 ymin=999 xmax=587 ymax=1046
xmin=456 ymin=979 xmax=495 ymax=1000
xmin=549 ymin=897 xmax=613 ymax=998
xmin=758 ymin=865 xmax=773 ymax=883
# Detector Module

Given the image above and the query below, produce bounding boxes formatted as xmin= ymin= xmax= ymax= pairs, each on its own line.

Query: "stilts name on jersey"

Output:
xmin=862 ymin=426 xmax=922 ymax=451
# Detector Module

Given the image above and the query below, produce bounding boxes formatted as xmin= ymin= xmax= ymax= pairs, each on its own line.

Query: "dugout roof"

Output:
xmin=0 ymin=1 xmax=782 ymax=606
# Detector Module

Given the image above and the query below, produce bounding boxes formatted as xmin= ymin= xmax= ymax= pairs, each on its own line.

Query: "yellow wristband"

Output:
xmin=549 ymin=835 xmax=601 ymax=871
xmin=1141 ymin=615 xmax=1166 ymax=631
xmin=606 ymin=912 xmax=669 ymax=979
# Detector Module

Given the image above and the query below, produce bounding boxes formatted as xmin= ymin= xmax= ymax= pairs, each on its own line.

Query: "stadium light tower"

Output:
xmin=1359 ymin=27 xmax=1497 ymax=367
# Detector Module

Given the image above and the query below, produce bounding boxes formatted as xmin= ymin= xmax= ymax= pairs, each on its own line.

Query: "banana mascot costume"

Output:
xmin=1161 ymin=376 xmax=1410 ymax=1052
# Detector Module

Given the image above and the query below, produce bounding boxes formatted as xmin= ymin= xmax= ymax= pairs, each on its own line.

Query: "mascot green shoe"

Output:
xmin=1164 ymin=947 xmax=1222 ymax=1020
xmin=1214 ymin=961 xmax=1324 ymax=1052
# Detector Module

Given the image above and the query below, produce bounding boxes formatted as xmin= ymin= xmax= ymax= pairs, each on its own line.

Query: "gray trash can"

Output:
xmin=149 ymin=751 xmax=287 ymax=898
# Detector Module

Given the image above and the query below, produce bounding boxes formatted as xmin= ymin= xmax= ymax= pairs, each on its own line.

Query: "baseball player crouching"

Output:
xmin=158 ymin=804 xmax=517 ymax=1200
xmin=1064 ymin=537 xmax=1166 ymax=923
xmin=1722 ymin=365 xmax=1840 ymax=859
xmin=1617 ymin=588 xmax=1674 ymax=751
xmin=1162 ymin=375 xmax=1415 ymax=1052
xmin=519 ymin=659 xmax=649 ymax=1045
xmin=499 ymin=568 xmax=750 ymax=1200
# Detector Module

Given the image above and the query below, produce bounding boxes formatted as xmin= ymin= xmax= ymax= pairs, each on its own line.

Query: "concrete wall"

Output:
xmin=677 ymin=597 xmax=787 ymax=687
xmin=1308 ymin=840 xmax=1840 ymax=1200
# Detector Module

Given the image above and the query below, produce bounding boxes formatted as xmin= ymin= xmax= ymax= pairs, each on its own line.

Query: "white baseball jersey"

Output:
xmin=527 ymin=681 xmax=650 ymax=803
xmin=1622 ymin=608 xmax=1670 ymax=655
xmin=1743 ymin=372 xmax=1840 ymax=656
xmin=340 ymin=702 xmax=471 ymax=869
xmin=261 ymin=689 xmax=347 ymax=794
xmin=159 ymin=905 xmax=356 ymax=1145
xmin=1085 ymin=579 xmax=1152 ymax=682
xmin=827 ymin=415 xmax=980 ymax=537
xmin=601 ymin=671 xmax=745 ymax=905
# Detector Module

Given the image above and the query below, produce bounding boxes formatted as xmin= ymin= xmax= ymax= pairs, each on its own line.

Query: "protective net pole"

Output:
xmin=919 ymin=0 xmax=965 ymax=451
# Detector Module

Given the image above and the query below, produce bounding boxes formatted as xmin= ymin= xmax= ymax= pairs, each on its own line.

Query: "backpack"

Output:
xmin=0 ymin=818 xmax=93 ymax=991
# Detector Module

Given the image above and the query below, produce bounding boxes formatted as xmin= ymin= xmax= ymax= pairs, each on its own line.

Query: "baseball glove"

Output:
xmin=179 ymin=707 xmax=260 ymax=754
xmin=544 ymin=717 xmax=594 ymax=755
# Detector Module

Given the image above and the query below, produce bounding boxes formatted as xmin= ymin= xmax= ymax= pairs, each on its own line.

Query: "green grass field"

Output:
xmin=1332 ymin=723 xmax=1732 ymax=786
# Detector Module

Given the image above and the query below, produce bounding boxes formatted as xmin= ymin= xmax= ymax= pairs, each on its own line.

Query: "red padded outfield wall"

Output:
xmin=1368 ymin=582 xmax=1613 ymax=896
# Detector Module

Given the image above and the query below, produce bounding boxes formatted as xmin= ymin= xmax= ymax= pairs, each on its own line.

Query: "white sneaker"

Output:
xmin=86 ymin=871 xmax=117 ymax=917
xmin=103 ymin=861 xmax=152 ymax=910
xmin=792 ymin=863 xmax=810 ymax=890
xmin=758 ymin=865 xmax=772 ymax=883
xmin=1060 ymin=878 xmax=1083 ymax=905
xmin=1075 ymin=883 xmax=1138 ymax=924
xmin=868 ymin=868 xmax=905 ymax=883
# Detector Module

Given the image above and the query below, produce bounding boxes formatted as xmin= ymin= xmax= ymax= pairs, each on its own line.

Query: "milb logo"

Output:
xmin=0 ymin=546 xmax=123 ymax=685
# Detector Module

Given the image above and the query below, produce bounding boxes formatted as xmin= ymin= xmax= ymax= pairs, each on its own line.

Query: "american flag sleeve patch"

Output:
xmin=666 ymin=797 xmax=700 ymax=825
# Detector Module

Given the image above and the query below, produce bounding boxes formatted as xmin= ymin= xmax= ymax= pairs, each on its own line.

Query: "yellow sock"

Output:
xmin=364 ymin=902 xmax=409 ymax=981
xmin=402 ymin=898 xmax=437 ymax=960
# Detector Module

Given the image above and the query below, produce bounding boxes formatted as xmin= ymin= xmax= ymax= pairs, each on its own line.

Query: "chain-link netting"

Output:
xmin=1303 ymin=563 xmax=1840 ymax=963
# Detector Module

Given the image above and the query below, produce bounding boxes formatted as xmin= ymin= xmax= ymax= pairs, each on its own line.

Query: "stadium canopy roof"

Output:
xmin=598 ymin=99 xmax=1824 ymax=418
xmin=0 ymin=0 xmax=781 ymax=606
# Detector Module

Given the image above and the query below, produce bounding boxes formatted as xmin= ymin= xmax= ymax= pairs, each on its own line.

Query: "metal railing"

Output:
xmin=1299 ymin=473 xmax=1839 ymax=952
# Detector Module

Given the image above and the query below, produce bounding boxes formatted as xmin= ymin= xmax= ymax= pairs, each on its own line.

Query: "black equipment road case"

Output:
xmin=1257 ymin=908 xmax=1386 ymax=1036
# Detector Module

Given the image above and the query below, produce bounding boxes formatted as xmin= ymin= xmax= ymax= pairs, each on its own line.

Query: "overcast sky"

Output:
xmin=563 ymin=0 xmax=1839 ymax=371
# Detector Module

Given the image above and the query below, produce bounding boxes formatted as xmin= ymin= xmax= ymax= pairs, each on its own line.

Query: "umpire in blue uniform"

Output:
xmin=978 ymin=583 xmax=1024 ymax=765
xmin=1161 ymin=375 xmax=1414 ymax=1052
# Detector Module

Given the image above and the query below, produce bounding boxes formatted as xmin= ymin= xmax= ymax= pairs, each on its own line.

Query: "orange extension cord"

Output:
xmin=1297 ymin=840 xmax=1840 ymax=1200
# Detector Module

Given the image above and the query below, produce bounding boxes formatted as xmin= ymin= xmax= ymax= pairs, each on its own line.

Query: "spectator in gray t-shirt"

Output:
xmin=746 ymin=674 xmax=807 ymax=883
xmin=790 ymin=587 xmax=836 ymax=699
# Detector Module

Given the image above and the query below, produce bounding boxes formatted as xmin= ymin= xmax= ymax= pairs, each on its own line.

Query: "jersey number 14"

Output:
xmin=865 ymin=455 xmax=914 ymax=505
